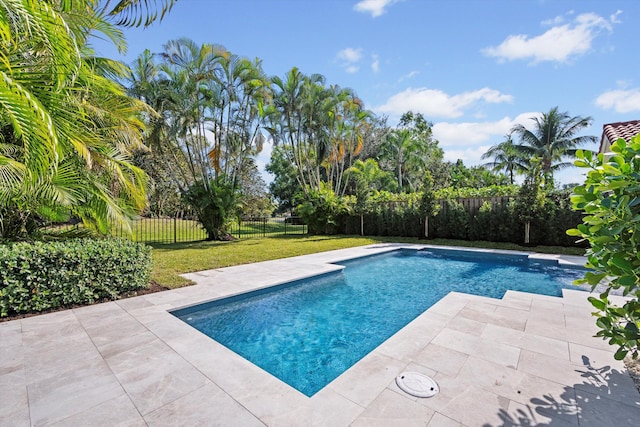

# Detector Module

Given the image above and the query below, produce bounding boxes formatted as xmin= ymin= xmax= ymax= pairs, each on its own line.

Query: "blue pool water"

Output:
xmin=172 ymin=248 xmax=585 ymax=397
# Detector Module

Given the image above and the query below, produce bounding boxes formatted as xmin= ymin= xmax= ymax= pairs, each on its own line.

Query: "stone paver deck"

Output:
xmin=1 ymin=244 xmax=638 ymax=426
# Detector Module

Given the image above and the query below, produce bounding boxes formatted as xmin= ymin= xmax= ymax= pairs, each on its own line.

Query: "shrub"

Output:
xmin=0 ymin=239 xmax=152 ymax=317
xmin=568 ymin=135 xmax=640 ymax=359
xmin=432 ymin=200 xmax=470 ymax=240
xmin=434 ymin=184 xmax=519 ymax=199
xmin=296 ymin=183 xmax=353 ymax=234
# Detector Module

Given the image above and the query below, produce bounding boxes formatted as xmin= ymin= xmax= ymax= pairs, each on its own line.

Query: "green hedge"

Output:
xmin=342 ymin=190 xmax=587 ymax=247
xmin=0 ymin=239 xmax=152 ymax=317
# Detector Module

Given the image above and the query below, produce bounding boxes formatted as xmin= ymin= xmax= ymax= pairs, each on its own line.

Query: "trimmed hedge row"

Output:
xmin=340 ymin=191 xmax=586 ymax=247
xmin=0 ymin=239 xmax=152 ymax=317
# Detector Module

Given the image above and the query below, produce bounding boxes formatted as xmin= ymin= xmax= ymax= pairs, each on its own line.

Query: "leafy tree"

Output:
xmin=567 ymin=135 xmax=640 ymax=360
xmin=445 ymin=160 xmax=510 ymax=189
xmin=266 ymin=145 xmax=300 ymax=213
xmin=269 ymin=68 xmax=372 ymax=197
xmin=419 ymin=172 xmax=439 ymax=238
xmin=0 ymin=0 xmax=175 ymax=240
xmin=269 ymin=68 xmax=327 ymax=194
xmin=236 ymin=158 xmax=273 ymax=218
xmin=128 ymin=39 xmax=271 ymax=239
xmin=357 ymin=115 xmax=390 ymax=161
xmin=379 ymin=112 xmax=443 ymax=192
xmin=131 ymin=149 xmax=182 ymax=217
xmin=380 ymin=129 xmax=416 ymax=190
xmin=346 ymin=158 xmax=396 ymax=193
xmin=482 ymin=133 xmax=528 ymax=184
xmin=515 ymin=158 xmax=549 ymax=244
xmin=511 ymin=107 xmax=597 ymax=177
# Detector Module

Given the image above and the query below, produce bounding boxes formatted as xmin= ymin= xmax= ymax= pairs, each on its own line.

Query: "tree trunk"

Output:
xmin=360 ymin=213 xmax=364 ymax=236
xmin=424 ymin=216 xmax=429 ymax=238
xmin=524 ymin=221 xmax=530 ymax=244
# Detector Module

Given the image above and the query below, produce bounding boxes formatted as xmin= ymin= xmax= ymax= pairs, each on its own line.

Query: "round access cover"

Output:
xmin=395 ymin=372 xmax=439 ymax=398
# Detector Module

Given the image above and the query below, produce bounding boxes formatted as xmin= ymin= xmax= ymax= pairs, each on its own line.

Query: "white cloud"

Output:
xmin=542 ymin=15 xmax=565 ymax=26
xmin=337 ymin=47 xmax=363 ymax=63
xmin=443 ymin=145 xmax=491 ymax=165
xmin=398 ymin=70 xmax=419 ymax=82
xmin=375 ymin=87 xmax=513 ymax=118
xmin=353 ymin=0 xmax=400 ymax=18
xmin=371 ymin=54 xmax=380 ymax=73
xmin=336 ymin=47 xmax=363 ymax=73
xmin=610 ymin=10 xmax=623 ymax=24
xmin=595 ymin=88 xmax=640 ymax=113
xmin=482 ymin=12 xmax=620 ymax=64
xmin=433 ymin=113 xmax=536 ymax=165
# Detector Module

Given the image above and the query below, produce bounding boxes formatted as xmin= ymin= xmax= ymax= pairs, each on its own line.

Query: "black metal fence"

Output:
xmin=111 ymin=216 xmax=208 ymax=244
xmin=232 ymin=217 xmax=307 ymax=239
xmin=106 ymin=215 xmax=307 ymax=244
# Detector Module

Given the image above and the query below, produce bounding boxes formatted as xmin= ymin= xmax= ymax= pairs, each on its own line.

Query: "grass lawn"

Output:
xmin=150 ymin=235 xmax=587 ymax=288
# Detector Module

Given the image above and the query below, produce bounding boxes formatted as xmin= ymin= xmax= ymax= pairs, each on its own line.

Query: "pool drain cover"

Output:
xmin=396 ymin=372 xmax=439 ymax=398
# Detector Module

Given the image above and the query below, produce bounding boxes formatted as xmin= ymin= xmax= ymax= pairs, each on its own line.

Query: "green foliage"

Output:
xmin=346 ymin=158 xmax=397 ymax=195
xmin=237 ymin=158 xmax=274 ymax=218
xmin=183 ymin=178 xmax=237 ymax=240
xmin=514 ymin=159 xmax=551 ymax=244
xmin=511 ymin=107 xmax=597 ymax=176
xmin=434 ymin=185 xmax=519 ymax=200
xmin=379 ymin=112 xmax=443 ymax=192
xmin=469 ymin=201 xmax=519 ymax=242
xmin=266 ymin=145 xmax=300 ymax=213
xmin=0 ymin=239 xmax=151 ymax=317
xmin=432 ymin=200 xmax=471 ymax=240
xmin=0 ymin=1 xmax=156 ymax=241
xmin=420 ymin=172 xmax=439 ymax=217
xmin=482 ymin=133 xmax=528 ymax=184
xmin=296 ymin=183 xmax=353 ymax=234
xmin=444 ymin=160 xmax=511 ymax=189
xmin=568 ymin=135 xmax=640 ymax=359
xmin=359 ymin=197 xmax=422 ymax=237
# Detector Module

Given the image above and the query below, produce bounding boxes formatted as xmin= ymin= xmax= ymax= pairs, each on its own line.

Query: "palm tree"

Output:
xmin=0 ymin=0 xmax=173 ymax=239
xmin=511 ymin=107 xmax=597 ymax=177
xmin=380 ymin=128 xmax=430 ymax=191
xmin=325 ymin=86 xmax=372 ymax=196
xmin=481 ymin=134 xmax=528 ymax=184
xmin=128 ymin=39 xmax=274 ymax=239
xmin=271 ymin=68 xmax=331 ymax=194
xmin=346 ymin=159 xmax=389 ymax=191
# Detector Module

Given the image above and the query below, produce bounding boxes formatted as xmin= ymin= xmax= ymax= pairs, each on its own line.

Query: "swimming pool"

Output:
xmin=172 ymin=248 xmax=586 ymax=396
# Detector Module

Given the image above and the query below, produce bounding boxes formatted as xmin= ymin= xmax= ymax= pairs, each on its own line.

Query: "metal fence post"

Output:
xmin=174 ymin=216 xmax=177 ymax=243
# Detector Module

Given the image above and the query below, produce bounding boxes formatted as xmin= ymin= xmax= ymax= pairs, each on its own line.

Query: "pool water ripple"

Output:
xmin=174 ymin=249 xmax=585 ymax=396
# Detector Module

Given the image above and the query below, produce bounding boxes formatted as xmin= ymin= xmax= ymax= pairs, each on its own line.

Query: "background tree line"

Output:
xmin=1 ymin=1 xmax=597 ymax=243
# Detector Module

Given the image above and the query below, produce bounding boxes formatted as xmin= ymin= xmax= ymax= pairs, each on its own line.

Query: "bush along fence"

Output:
xmin=338 ymin=192 xmax=586 ymax=247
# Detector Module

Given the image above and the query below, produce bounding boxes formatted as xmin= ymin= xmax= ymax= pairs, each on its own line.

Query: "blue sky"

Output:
xmin=96 ymin=0 xmax=640 ymax=185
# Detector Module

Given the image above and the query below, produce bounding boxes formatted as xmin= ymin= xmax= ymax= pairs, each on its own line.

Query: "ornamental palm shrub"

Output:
xmin=296 ymin=183 xmax=352 ymax=235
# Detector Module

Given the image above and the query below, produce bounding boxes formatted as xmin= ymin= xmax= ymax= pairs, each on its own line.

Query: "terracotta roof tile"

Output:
xmin=599 ymin=120 xmax=640 ymax=152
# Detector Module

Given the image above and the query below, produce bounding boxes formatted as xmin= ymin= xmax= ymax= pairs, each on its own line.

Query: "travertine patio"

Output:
xmin=1 ymin=244 xmax=638 ymax=426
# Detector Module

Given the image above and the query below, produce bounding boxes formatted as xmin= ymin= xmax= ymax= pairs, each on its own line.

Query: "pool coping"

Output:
xmin=2 ymin=244 xmax=638 ymax=426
